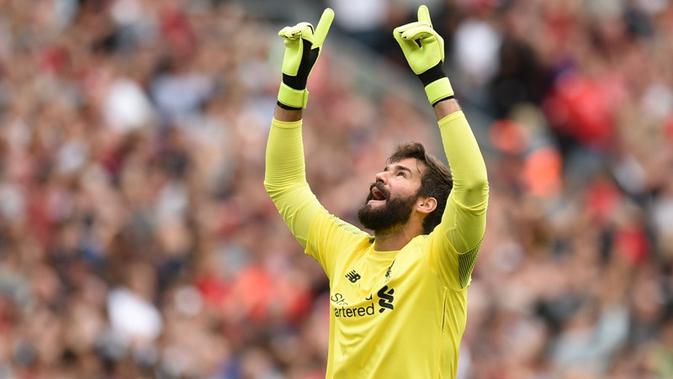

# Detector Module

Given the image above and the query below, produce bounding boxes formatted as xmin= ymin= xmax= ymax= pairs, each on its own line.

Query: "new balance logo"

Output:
xmin=377 ymin=285 xmax=395 ymax=313
xmin=345 ymin=270 xmax=361 ymax=283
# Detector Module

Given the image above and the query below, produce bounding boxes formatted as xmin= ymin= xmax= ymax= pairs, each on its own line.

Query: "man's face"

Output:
xmin=358 ymin=158 xmax=425 ymax=233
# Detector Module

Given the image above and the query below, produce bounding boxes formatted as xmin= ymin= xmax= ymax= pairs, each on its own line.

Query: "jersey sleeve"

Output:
xmin=264 ymin=118 xmax=368 ymax=279
xmin=427 ymin=111 xmax=489 ymax=290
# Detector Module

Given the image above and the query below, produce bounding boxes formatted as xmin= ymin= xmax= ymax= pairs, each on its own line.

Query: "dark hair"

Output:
xmin=388 ymin=143 xmax=452 ymax=234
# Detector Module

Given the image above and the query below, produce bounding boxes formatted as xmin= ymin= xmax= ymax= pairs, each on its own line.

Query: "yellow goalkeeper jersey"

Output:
xmin=264 ymin=111 xmax=488 ymax=378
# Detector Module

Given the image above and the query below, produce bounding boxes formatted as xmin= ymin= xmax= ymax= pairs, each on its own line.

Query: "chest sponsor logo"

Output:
xmin=345 ymin=270 xmax=361 ymax=283
xmin=330 ymin=292 xmax=348 ymax=306
xmin=333 ymin=285 xmax=396 ymax=318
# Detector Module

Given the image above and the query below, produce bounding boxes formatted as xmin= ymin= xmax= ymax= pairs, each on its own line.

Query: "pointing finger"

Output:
xmin=417 ymin=5 xmax=432 ymax=27
xmin=313 ymin=8 xmax=335 ymax=46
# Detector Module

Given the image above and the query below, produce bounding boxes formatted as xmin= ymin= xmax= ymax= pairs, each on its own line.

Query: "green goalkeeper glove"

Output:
xmin=393 ymin=5 xmax=454 ymax=106
xmin=277 ymin=8 xmax=334 ymax=110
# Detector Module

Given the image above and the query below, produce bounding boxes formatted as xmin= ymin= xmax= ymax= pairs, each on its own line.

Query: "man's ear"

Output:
xmin=415 ymin=196 xmax=437 ymax=215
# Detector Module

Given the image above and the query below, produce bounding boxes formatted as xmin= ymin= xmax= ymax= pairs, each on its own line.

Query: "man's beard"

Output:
xmin=357 ymin=183 xmax=417 ymax=233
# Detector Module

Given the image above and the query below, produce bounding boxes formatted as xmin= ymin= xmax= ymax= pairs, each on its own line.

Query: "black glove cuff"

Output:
xmin=432 ymin=95 xmax=455 ymax=106
xmin=417 ymin=63 xmax=447 ymax=86
xmin=276 ymin=100 xmax=303 ymax=111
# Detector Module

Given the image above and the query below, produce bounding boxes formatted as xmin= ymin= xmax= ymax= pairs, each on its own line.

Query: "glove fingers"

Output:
xmin=278 ymin=25 xmax=300 ymax=40
xmin=278 ymin=22 xmax=314 ymax=41
xmin=393 ymin=22 xmax=419 ymax=37
xmin=278 ymin=26 xmax=294 ymax=39
xmin=313 ymin=8 xmax=334 ymax=47
xmin=394 ymin=22 xmax=434 ymax=39
xmin=392 ymin=25 xmax=406 ymax=42
xmin=393 ymin=25 xmax=417 ymax=50
xmin=393 ymin=23 xmax=419 ymax=47
xmin=417 ymin=5 xmax=432 ymax=27
xmin=400 ymin=24 xmax=436 ymax=41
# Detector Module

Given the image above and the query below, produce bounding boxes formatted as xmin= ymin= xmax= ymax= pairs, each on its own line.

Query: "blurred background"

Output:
xmin=0 ymin=0 xmax=672 ymax=378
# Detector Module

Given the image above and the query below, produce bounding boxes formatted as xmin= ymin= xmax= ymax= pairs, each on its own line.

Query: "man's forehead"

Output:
xmin=386 ymin=158 xmax=425 ymax=173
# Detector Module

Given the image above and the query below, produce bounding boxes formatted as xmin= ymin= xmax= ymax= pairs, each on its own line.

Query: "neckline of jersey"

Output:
xmin=368 ymin=234 xmax=424 ymax=259
xmin=368 ymin=243 xmax=402 ymax=260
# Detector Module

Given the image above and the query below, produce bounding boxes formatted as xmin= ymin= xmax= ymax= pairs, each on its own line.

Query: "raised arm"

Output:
xmin=265 ymin=10 xmax=369 ymax=279
xmin=434 ymin=100 xmax=488 ymax=255
xmin=264 ymin=109 xmax=314 ymax=248
xmin=264 ymin=9 xmax=334 ymax=247
xmin=394 ymin=5 xmax=489 ymax=288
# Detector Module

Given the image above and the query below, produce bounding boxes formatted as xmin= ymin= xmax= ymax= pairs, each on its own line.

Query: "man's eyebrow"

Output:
xmin=384 ymin=164 xmax=415 ymax=174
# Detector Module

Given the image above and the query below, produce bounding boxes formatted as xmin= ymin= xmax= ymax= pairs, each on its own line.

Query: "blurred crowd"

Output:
xmin=0 ymin=0 xmax=672 ymax=378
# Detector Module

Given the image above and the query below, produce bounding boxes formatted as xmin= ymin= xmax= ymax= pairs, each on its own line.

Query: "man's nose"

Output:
xmin=375 ymin=171 xmax=387 ymax=183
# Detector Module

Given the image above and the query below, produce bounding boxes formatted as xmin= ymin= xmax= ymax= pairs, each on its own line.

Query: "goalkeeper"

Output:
xmin=265 ymin=5 xmax=489 ymax=378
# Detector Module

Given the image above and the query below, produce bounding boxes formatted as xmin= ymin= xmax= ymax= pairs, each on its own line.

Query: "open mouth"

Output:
xmin=367 ymin=183 xmax=388 ymax=204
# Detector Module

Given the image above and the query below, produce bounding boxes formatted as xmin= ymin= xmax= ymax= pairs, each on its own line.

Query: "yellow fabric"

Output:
xmin=277 ymin=83 xmax=309 ymax=109
xmin=425 ymin=77 xmax=454 ymax=104
xmin=264 ymin=111 xmax=489 ymax=378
